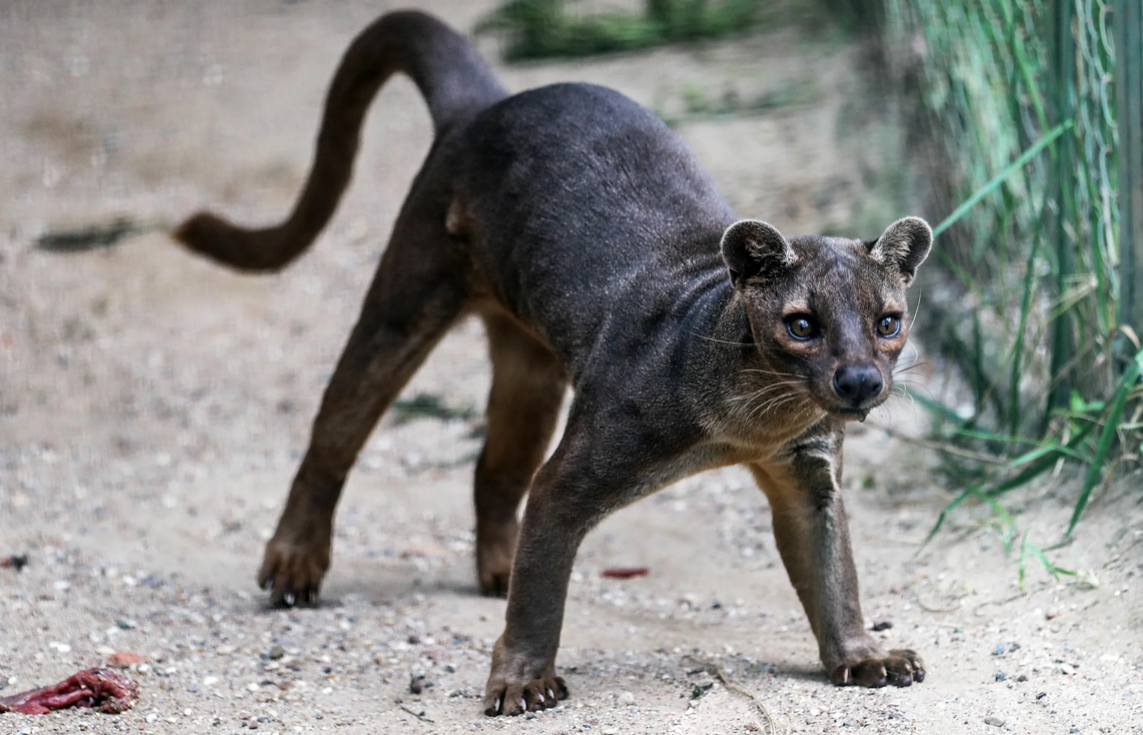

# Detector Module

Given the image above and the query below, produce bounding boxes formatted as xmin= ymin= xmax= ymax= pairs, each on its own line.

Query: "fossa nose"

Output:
xmin=833 ymin=363 xmax=882 ymax=404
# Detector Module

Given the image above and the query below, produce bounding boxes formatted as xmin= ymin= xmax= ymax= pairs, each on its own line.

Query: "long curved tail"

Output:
xmin=173 ymin=11 xmax=507 ymax=272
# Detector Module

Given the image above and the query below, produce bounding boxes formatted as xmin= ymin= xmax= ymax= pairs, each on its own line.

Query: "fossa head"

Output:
xmin=720 ymin=217 xmax=933 ymax=420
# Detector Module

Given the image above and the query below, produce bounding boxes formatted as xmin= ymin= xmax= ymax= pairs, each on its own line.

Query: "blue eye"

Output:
xmin=877 ymin=315 xmax=901 ymax=337
xmin=787 ymin=316 xmax=817 ymax=340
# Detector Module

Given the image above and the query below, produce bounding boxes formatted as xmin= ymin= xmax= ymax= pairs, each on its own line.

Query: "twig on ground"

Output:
xmin=398 ymin=705 xmax=434 ymax=723
xmin=915 ymin=595 xmax=965 ymax=613
xmin=972 ymin=592 xmax=1027 ymax=617
xmin=35 ymin=217 xmax=169 ymax=252
xmin=683 ymin=656 xmax=782 ymax=735
xmin=1103 ymin=531 xmax=1142 ymax=569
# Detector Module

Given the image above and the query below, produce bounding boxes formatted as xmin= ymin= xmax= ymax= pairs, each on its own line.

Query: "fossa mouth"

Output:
xmin=827 ymin=405 xmax=873 ymax=422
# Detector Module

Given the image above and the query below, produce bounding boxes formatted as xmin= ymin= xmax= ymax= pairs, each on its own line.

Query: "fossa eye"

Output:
xmin=786 ymin=316 xmax=818 ymax=340
xmin=877 ymin=315 xmax=901 ymax=337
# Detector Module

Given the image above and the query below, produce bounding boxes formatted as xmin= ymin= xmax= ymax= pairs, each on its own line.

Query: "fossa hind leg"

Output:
xmin=474 ymin=312 xmax=566 ymax=597
xmin=750 ymin=431 xmax=924 ymax=687
xmin=259 ymin=211 xmax=470 ymax=606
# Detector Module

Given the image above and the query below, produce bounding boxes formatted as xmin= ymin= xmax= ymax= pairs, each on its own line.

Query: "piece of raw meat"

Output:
xmin=0 ymin=668 xmax=139 ymax=715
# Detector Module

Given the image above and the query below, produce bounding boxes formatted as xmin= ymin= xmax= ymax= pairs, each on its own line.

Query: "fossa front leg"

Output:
xmin=481 ymin=456 xmax=580 ymax=716
xmin=483 ymin=420 xmax=669 ymax=715
xmin=751 ymin=428 xmax=924 ymax=687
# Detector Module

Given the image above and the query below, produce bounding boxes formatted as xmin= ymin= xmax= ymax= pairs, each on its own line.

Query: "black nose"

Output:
xmin=833 ymin=364 xmax=883 ymax=404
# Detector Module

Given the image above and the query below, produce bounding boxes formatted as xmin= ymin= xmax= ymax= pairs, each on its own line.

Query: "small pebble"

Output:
xmin=992 ymin=643 xmax=1006 ymax=656
xmin=995 ymin=671 xmax=1007 ymax=682
xmin=108 ymin=651 xmax=146 ymax=668
xmin=871 ymin=615 xmax=893 ymax=631
xmin=984 ymin=716 xmax=1005 ymax=727
xmin=268 ymin=644 xmax=285 ymax=660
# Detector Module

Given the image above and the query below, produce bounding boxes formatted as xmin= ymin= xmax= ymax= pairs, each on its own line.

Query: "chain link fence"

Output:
xmin=883 ymin=0 xmax=1141 ymax=438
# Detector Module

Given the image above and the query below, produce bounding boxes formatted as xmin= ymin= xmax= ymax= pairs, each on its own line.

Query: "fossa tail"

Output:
xmin=174 ymin=11 xmax=507 ymax=272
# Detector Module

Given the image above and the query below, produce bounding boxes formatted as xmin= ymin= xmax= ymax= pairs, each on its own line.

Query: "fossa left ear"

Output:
xmin=868 ymin=217 xmax=933 ymax=284
xmin=720 ymin=219 xmax=796 ymax=288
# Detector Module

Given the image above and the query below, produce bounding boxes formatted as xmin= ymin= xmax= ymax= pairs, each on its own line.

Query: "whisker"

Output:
xmin=693 ymin=332 xmax=755 ymax=348
xmin=892 ymin=361 xmax=930 ymax=376
xmin=733 ymin=380 xmax=806 ymax=404
xmin=746 ymin=394 xmax=799 ymax=422
xmin=894 ymin=381 xmax=938 ymax=403
xmin=740 ymin=368 xmax=806 ymax=379
xmin=736 ymin=381 xmax=800 ymax=416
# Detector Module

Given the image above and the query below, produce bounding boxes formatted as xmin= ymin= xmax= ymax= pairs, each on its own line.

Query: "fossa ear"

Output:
xmin=868 ymin=217 xmax=932 ymax=284
xmin=720 ymin=219 xmax=796 ymax=288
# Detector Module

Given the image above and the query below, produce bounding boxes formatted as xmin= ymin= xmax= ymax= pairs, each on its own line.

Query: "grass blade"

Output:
xmin=1064 ymin=347 xmax=1143 ymax=537
xmin=932 ymin=121 xmax=1073 ymax=238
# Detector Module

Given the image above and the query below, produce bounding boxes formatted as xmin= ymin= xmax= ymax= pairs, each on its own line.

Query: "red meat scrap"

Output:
xmin=0 ymin=668 xmax=139 ymax=715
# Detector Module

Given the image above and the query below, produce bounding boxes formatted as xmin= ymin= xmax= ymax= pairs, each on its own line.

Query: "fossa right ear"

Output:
xmin=720 ymin=219 xmax=796 ymax=287
xmin=868 ymin=217 xmax=932 ymax=284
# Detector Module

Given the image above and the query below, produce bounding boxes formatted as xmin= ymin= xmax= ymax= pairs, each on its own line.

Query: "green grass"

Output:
xmin=476 ymin=0 xmax=773 ymax=61
xmin=877 ymin=0 xmax=1140 ymax=571
xmin=653 ymin=78 xmax=820 ymax=126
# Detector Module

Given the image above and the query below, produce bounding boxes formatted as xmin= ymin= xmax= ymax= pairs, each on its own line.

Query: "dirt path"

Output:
xmin=1 ymin=1 xmax=1140 ymax=733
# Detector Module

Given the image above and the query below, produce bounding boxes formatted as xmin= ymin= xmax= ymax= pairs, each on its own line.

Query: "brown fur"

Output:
xmin=172 ymin=10 xmax=932 ymax=716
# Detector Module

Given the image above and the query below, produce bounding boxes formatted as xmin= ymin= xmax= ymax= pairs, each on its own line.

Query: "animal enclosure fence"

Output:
xmin=878 ymin=0 xmax=1143 ymax=543
xmin=883 ymin=0 xmax=1142 ymax=441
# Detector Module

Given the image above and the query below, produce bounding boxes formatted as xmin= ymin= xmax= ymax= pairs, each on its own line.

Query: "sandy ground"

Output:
xmin=2 ymin=1 xmax=1142 ymax=733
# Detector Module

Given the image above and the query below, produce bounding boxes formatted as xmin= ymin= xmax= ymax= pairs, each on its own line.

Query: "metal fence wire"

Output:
xmin=883 ymin=0 xmax=1142 ymax=435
